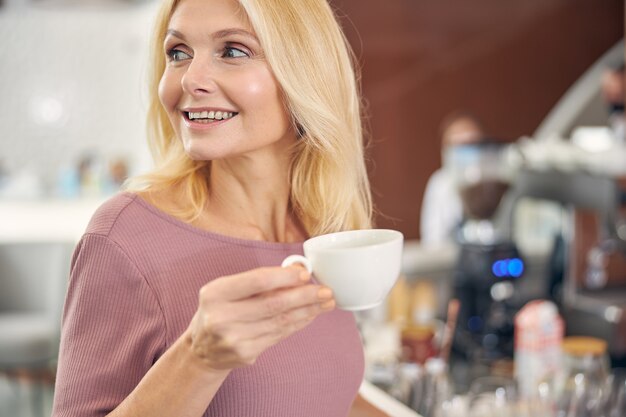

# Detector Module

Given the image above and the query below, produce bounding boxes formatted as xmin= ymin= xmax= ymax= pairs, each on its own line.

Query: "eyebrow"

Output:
xmin=213 ymin=28 xmax=258 ymax=42
xmin=166 ymin=29 xmax=187 ymax=41
xmin=165 ymin=28 xmax=258 ymax=43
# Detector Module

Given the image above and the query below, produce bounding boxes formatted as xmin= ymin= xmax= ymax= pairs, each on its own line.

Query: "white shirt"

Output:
xmin=420 ymin=168 xmax=463 ymax=246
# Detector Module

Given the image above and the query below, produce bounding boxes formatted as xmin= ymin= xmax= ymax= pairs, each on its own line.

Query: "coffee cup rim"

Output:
xmin=303 ymin=228 xmax=403 ymax=252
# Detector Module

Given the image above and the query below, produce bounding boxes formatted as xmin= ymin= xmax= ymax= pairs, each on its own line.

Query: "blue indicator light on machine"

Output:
xmin=492 ymin=260 xmax=507 ymax=277
xmin=508 ymin=258 xmax=524 ymax=277
xmin=492 ymin=258 xmax=524 ymax=278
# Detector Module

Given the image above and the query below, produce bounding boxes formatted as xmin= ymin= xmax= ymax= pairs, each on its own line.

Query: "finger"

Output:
xmin=251 ymin=304 xmax=333 ymax=346
xmin=195 ymin=300 xmax=335 ymax=369
xmin=237 ymin=284 xmax=334 ymax=321
xmin=228 ymin=301 xmax=334 ymax=358
xmin=192 ymin=302 xmax=332 ymax=368
xmin=203 ymin=266 xmax=310 ymax=301
xmin=205 ymin=284 xmax=332 ymax=325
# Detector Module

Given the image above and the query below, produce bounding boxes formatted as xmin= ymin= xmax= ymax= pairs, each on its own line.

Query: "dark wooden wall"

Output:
xmin=332 ymin=0 xmax=624 ymax=239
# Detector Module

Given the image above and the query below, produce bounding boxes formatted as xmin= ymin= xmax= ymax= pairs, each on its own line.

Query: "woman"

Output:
xmin=52 ymin=0 xmax=375 ymax=416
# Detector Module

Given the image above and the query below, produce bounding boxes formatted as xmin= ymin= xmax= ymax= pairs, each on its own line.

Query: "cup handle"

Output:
xmin=281 ymin=254 xmax=312 ymax=273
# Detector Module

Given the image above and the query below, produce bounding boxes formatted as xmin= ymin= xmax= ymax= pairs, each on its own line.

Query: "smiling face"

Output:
xmin=158 ymin=0 xmax=295 ymax=162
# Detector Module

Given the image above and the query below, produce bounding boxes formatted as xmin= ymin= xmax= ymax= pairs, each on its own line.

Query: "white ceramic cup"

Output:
xmin=281 ymin=229 xmax=404 ymax=311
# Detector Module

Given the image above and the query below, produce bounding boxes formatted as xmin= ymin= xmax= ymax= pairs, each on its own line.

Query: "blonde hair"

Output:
xmin=125 ymin=0 xmax=373 ymax=236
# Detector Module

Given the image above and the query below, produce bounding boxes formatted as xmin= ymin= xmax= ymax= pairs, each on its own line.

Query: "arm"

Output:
xmin=105 ymin=333 xmax=230 ymax=417
xmin=54 ymin=234 xmax=334 ymax=417
xmin=108 ymin=266 xmax=334 ymax=417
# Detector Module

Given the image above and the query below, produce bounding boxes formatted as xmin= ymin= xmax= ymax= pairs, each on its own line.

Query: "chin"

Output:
xmin=182 ymin=140 xmax=213 ymax=161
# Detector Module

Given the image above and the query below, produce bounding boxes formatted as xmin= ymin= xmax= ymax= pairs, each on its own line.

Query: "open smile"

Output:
xmin=182 ymin=110 xmax=238 ymax=124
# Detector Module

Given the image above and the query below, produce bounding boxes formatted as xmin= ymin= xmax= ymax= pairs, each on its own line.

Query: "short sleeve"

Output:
xmin=52 ymin=233 xmax=166 ymax=417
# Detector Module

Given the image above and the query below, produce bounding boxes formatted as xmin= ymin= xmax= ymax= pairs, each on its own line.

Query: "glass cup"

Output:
xmin=601 ymin=368 xmax=626 ymax=417
xmin=550 ymin=337 xmax=611 ymax=416
xmin=467 ymin=376 xmax=519 ymax=417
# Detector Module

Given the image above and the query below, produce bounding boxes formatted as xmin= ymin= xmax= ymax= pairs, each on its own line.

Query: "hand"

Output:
xmin=186 ymin=266 xmax=335 ymax=371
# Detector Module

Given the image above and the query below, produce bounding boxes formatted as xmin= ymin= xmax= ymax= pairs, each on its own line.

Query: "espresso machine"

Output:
xmin=445 ymin=142 xmax=525 ymax=361
xmin=506 ymin=168 xmax=626 ymax=366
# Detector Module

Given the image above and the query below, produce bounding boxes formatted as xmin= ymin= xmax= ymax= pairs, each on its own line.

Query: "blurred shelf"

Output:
xmin=402 ymin=240 xmax=458 ymax=279
xmin=0 ymin=198 xmax=104 ymax=243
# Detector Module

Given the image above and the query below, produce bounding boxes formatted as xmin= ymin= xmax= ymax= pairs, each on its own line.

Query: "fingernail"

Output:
xmin=320 ymin=299 xmax=336 ymax=310
xmin=317 ymin=287 xmax=333 ymax=300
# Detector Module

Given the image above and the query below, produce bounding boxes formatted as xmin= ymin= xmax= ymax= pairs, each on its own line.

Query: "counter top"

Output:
xmin=358 ymin=380 xmax=422 ymax=417
xmin=402 ymin=240 xmax=458 ymax=278
xmin=0 ymin=198 xmax=105 ymax=243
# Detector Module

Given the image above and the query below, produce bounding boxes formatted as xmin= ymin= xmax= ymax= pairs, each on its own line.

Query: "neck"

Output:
xmin=204 ymin=153 xmax=305 ymax=243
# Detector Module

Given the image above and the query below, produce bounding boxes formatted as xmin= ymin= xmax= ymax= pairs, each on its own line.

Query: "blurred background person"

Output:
xmin=420 ymin=112 xmax=487 ymax=246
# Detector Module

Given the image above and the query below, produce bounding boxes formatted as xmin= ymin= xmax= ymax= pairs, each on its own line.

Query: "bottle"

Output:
xmin=514 ymin=299 xmax=564 ymax=400
xmin=401 ymin=324 xmax=437 ymax=365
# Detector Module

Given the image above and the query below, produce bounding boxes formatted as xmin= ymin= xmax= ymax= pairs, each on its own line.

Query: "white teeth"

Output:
xmin=187 ymin=110 xmax=235 ymax=120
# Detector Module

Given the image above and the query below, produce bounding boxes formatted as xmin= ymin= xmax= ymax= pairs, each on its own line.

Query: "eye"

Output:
xmin=166 ymin=48 xmax=192 ymax=62
xmin=222 ymin=46 xmax=249 ymax=59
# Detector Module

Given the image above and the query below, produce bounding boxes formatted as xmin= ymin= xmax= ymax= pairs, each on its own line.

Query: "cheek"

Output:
xmin=238 ymin=71 xmax=282 ymax=110
xmin=238 ymin=79 xmax=272 ymax=111
xmin=158 ymin=72 xmax=179 ymax=112
xmin=240 ymin=75 xmax=291 ymax=129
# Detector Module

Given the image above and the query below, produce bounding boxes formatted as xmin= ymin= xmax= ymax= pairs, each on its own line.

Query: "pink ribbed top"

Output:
xmin=52 ymin=192 xmax=364 ymax=417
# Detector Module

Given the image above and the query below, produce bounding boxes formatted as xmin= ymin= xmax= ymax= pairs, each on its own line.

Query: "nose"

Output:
xmin=181 ymin=55 xmax=218 ymax=96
